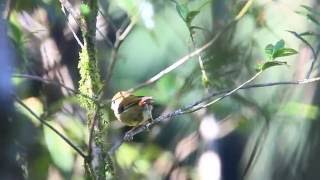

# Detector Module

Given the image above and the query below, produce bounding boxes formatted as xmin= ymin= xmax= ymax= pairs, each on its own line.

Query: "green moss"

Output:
xmin=77 ymin=0 xmax=114 ymax=177
xmin=78 ymin=47 xmax=101 ymax=111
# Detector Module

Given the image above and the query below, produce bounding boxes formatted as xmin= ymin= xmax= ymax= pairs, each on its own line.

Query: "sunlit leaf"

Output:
xmin=201 ymin=72 xmax=210 ymax=88
xmin=264 ymin=44 xmax=274 ymax=60
xmin=274 ymin=39 xmax=285 ymax=51
xmin=16 ymin=97 xmax=43 ymax=126
xmin=257 ymin=61 xmax=287 ymax=71
xmin=80 ymin=3 xmax=91 ymax=16
xmin=264 ymin=40 xmax=297 ymax=61
xmin=273 ymin=48 xmax=298 ymax=58
xmin=135 ymin=159 xmax=151 ymax=173
xmin=116 ymin=143 xmax=139 ymax=167
xmin=282 ymin=102 xmax=318 ymax=119
xmin=58 ymin=114 xmax=85 ymax=142
xmin=44 ymin=122 xmax=74 ymax=172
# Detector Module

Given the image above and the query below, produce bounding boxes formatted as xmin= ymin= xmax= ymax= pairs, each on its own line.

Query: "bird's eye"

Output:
xmin=118 ymin=105 xmax=124 ymax=113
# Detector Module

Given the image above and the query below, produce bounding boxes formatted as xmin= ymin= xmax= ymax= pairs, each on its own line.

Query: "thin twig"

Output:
xmin=59 ymin=0 xmax=112 ymax=48
xmin=11 ymin=74 xmax=98 ymax=103
xmin=13 ymin=74 xmax=77 ymax=93
xmin=99 ymin=19 xmax=136 ymax=97
xmin=13 ymin=95 xmax=88 ymax=159
xmin=105 ymin=20 xmax=135 ymax=83
xmin=127 ymin=20 xmax=237 ymax=92
xmin=288 ymin=30 xmax=318 ymax=78
xmin=87 ymin=108 xmax=99 ymax=160
xmin=65 ymin=17 xmax=84 ymax=48
xmin=189 ymin=28 xmax=209 ymax=89
xmin=127 ymin=0 xmax=254 ymax=92
xmin=58 ymin=0 xmax=85 ymax=48
xmin=108 ymin=76 xmax=320 ymax=154
xmin=241 ymin=121 xmax=269 ymax=180
xmin=184 ymin=71 xmax=263 ymax=113
xmin=59 ymin=0 xmax=81 ymax=22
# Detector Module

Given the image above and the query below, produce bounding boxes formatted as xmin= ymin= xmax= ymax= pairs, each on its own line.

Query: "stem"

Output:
xmin=13 ymin=95 xmax=87 ymax=159
xmin=109 ymin=75 xmax=320 ymax=153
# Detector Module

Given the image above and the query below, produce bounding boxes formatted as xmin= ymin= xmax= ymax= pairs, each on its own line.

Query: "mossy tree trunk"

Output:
xmin=77 ymin=0 xmax=113 ymax=179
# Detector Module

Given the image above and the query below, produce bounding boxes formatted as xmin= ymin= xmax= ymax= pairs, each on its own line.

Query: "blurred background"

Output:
xmin=2 ymin=0 xmax=320 ymax=179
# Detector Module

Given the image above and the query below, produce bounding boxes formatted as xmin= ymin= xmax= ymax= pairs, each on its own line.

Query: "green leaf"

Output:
xmin=301 ymin=5 xmax=313 ymax=12
xmin=307 ymin=14 xmax=320 ymax=26
xmin=273 ymin=48 xmax=298 ymax=58
xmin=201 ymin=72 xmax=210 ymax=88
xmin=186 ymin=10 xmax=200 ymax=26
xmin=264 ymin=40 xmax=298 ymax=60
xmin=16 ymin=97 xmax=44 ymax=126
xmin=8 ymin=22 xmax=23 ymax=44
xmin=116 ymin=143 xmax=139 ymax=167
xmin=282 ymin=101 xmax=318 ymax=119
xmin=174 ymin=1 xmax=189 ymax=21
xmin=80 ymin=3 xmax=90 ymax=17
xmin=301 ymin=5 xmax=320 ymax=16
xmin=264 ymin=44 xmax=274 ymax=60
xmin=257 ymin=61 xmax=287 ymax=71
xmin=299 ymin=31 xmax=315 ymax=37
xmin=274 ymin=39 xmax=285 ymax=51
xmin=44 ymin=122 xmax=74 ymax=172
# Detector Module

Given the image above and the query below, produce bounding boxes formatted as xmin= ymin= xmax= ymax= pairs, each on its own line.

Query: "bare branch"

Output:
xmin=109 ymin=76 xmax=320 ymax=154
xmin=105 ymin=20 xmax=136 ymax=86
xmin=184 ymin=71 xmax=263 ymax=113
xmin=13 ymin=73 xmax=77 ymax=93
xmin=59 ymin=0 xmax=112 ymax=48
xmin=87 ymin=108 xmax=99 ymax=160
xmin=127 ymin=0 xmax=255 ymax=92
xmin=59 ymin=0 xmax=81 ymax=22
xmin=66 ymin=17 xmax=84 ymax=48
xmin=127 ymin=20 xmax=237 ymax=92
xmin=58 ymin=0 xmax=84 ymax=47
xmin=98 ymin=19 xmax=136 ymax=99
xmin=288 ymin=31 xmax=319 ymax=78
xmin=13 ymin=95 xmax=88 ymax=159
xmin=11 ymin=74 xmax=98 ymax=103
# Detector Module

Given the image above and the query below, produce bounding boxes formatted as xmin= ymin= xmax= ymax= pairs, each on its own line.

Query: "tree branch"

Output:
xmin=127 ymin=0 xmax=255 ymax=92
xmin=99 ymin=19 xmax=136 ymax=97
xmin=87 ymin=107 xmax=99 ymax=160
xmin=288 ymin=30 xmax=319 ymax=78
xmin=12 ymin=74 xmax=98 ymax=103
xmin=127 ymin=20 xmax=237 ymax=92
xmin=109 ymin=76 xmax=320 ymax=154
xmin=13 ymin=94 xmax=88 ymax=159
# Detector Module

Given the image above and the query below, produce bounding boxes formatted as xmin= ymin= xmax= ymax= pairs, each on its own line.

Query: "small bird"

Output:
xmin=111 ymin=91 xmax=154 ymax=126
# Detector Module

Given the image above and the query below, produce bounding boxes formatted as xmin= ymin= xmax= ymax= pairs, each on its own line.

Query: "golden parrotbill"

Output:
xmin=111 ymin=91 xmax=153 ymax=126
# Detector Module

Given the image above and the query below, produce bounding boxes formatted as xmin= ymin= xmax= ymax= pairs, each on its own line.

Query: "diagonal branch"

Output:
xmin=184 ymin=71 xmax=263 ymax=113
xmin=109 ymin=76 xmax=320 ymax=154
xmin=12 ymin=74 xmax=98 ymax=103
xmin=288 ymin=30 xmax=319 ymax=78
xmin=100 ymin=19 xmax=136 ymax=96
xmin=59 ymin=0 xmax=84 ymax=47
xmin=127 ymin=20 xmax=237 ymax=92
xmin=13 ymin=94 xmax=88 ymax=159
xmin=127 ymin=0 xmax=254 ymax=92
